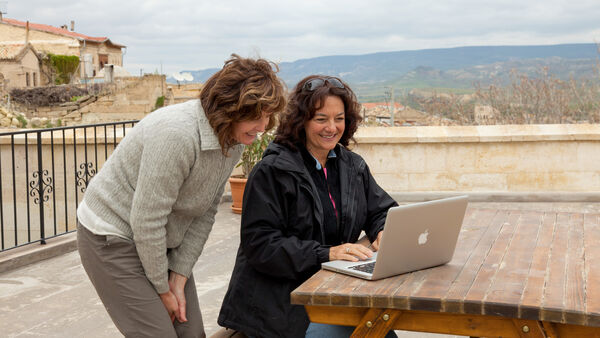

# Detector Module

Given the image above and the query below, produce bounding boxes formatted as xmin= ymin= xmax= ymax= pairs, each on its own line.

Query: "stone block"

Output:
xmin=506 ymin=124 xmax=542 ymax=141
xmin=446 ymin=144 xmax=478 ymax=172
xmin=0 ymin=117 xmax=11 ymax=127
xmin=30 ymin=117 xmax=42 ymax=128
xmin=458 ymin=173 xmax=508 ymax=191
xmin=371 ymin=173 xmax=410 ymax=191
xmin=416 ymin=126 xmax=448 ymax=143
xmin=423 ymin=144 xmax=447 ymax=172
xmin=355 ymin=127 xmax=418 ymax=143
xmin=476 ymin=141 xmax=579 ymax=173
xmin=576 ymin=142 xmax=600 ymax=171
xmin=407 ymin=173 xmax=459 ymax=191
xmin=476 ymin=125 xmax=513 ymax=142
xmin=507 ymin=172 xmax=600 ymax=191
xmin=567 ymin=124 xmax=600 ymax=140
xmin=446 ymin=126 xmax=479 ymax=142
xmin=474 ymin=143 xmax=519 ymax=172
xmin=369 ymin=143 xmax=426 ymax=174
xmin=536 ymin=124 xmax=574 ymax=141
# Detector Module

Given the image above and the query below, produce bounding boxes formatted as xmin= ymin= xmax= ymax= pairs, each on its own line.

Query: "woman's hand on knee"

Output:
xmin=168 ymin=271 xmax=188 ymax=323
xmin=159 ymin=291 xmax=179 ymax=323
xmin=329 ymin=243 xmax=373 ymax=262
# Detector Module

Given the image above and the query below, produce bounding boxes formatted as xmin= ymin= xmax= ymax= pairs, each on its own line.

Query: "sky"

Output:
xmin=5 ymin=0 xmax=600 ymax=76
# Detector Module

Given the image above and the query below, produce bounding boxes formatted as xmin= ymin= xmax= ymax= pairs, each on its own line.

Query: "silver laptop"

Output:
xmin=321 ymin=195 xmax=468 ymax=280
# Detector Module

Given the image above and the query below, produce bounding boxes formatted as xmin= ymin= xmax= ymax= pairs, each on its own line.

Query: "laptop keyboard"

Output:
xmin=349 ymin=261 xmax=375 ymax=274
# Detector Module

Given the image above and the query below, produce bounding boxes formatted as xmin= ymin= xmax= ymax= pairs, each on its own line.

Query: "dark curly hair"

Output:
xmin=200 ymin=54 xmax=286 ymax=154
xmin=274 ymin=75 xmax=362 ymax=151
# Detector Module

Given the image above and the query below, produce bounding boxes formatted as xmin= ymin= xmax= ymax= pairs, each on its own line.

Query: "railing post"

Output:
xmin=36 ymin=132 xmax=45 ymax=244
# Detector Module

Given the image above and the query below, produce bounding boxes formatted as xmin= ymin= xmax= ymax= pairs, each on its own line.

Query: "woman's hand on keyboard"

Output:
xmin=330 ymin=243 xmax=374 ymax=262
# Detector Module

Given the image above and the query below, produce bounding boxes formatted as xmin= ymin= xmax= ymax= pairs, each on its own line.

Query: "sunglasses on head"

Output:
xmin=302 ymin=77 xmax=345 ymax=92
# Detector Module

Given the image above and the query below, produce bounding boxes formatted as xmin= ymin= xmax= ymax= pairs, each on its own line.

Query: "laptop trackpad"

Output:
xmin=324 ymin=252 xmax=378 ymax=270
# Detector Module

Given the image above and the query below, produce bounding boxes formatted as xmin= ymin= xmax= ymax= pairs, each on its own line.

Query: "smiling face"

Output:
xmin=231 ymin=112 xmax=271 ymax=145
xmin=304 ymin=95 xmax=345 ymax=162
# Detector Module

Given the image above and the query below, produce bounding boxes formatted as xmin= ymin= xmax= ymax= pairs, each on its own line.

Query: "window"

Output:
xmin=33 ymin=72 xmax=37 ymax=86
xmin=26 ymin=72 xmax=30 ymax=86
xmin=99 ymin=54 xmax=109 ymax=69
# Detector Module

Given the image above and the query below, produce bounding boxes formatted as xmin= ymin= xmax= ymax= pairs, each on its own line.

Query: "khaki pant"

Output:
xmin=77 ymin=222 xmax=205 ymax=338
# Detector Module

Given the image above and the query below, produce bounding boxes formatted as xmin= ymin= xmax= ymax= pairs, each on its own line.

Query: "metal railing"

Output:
xmin=0 ymin=121 xmax=138 ymax=252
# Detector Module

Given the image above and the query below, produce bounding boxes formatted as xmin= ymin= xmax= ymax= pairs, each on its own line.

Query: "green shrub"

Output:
xmin=236 ymin=131 xmax=274 ymax=177
xmin=16 ymin=115 xmax=27 ymax=128
xmin=155 ymin=96 xmax=165 ymax=109
xmin=48 ymin=54 xmax=80 ymax=85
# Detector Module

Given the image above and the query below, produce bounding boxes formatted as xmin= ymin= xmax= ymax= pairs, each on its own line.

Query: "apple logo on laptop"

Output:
xmin=418 ymin=229 xmax=429 ymax=245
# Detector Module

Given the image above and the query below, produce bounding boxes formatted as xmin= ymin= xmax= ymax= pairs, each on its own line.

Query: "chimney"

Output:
xmin=70 ymin=20 xmax=74 ymax=31
xmin=25 ymin=21 xmax=29 ymax=44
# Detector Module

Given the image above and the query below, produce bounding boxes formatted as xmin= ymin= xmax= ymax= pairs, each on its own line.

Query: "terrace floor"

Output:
xmin=2 ymin=201 xmax=600 ymax=337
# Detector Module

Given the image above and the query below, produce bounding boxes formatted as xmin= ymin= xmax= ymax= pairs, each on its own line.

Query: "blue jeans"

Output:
xmin=305 ymin=322 xmax=398 ymax=338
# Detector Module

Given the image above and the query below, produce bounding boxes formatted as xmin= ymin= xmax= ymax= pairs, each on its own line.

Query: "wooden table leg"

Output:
xmin=351 ymin=308 xmax=402 ymax=338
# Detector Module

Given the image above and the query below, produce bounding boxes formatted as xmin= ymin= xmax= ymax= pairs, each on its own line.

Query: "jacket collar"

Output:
xmin=265 ymin=142 xmax=347 ymax=172
xmin=195 ymin=99 xmax=221 ymax=151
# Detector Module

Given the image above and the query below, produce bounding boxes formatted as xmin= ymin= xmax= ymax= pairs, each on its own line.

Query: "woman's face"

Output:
xmin=232 ymin=112 xmax=271 ymax=145
xmin=304 ymin=95 xmax=345 ymax=156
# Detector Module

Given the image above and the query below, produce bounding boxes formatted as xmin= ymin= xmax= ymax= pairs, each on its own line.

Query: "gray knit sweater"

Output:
xmin=80 ymin=99 xmax=242 ymax=293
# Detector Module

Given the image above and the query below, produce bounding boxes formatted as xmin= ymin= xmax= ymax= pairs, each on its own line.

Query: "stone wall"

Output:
xmin=11 ymin=75 xmax=166 ymax=125
xmin=1 ymin=123 xmax=599 ymax=248
xmin=167 ymin=83 xmax=202 ymax=105
xmin=352 ymin=124 xmax=600 ymax=198
xmin=76 ymin=75 xmax=165 ymax=124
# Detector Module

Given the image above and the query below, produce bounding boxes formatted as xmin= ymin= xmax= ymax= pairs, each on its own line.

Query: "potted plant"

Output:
xmin=229 ymin=131 xmax=274 ymax=214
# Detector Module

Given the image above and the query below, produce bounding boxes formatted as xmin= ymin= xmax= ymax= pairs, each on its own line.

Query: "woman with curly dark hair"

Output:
xmin=76 ymin=54 xmax=286 ymax=338
xmin=218 ymin=75 xmax=398 ymax=337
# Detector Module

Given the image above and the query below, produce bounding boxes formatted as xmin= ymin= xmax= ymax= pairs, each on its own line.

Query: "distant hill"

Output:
xmin=167 ymin=43 xmax=599 ymax=101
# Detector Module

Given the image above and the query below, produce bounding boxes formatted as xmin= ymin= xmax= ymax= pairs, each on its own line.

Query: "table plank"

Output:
xmin=584 ymin=214 xmax=600 ymax=327
xmin=462 ymin=210 xmax=521 ymax=315
xmin=541 ymin=212 xmax=570 ymax=323
xmin=484 ymin=211 xmax=544 ymax=319
xmin=519 ymin=212 xmax=557 ymax=320
xmin=312 ymin=270 xmax=355 ymax=306
xmin=354 ymin=268 xmax=416 ymax=309
xmin=564 ymin=213 xmax=586 ymax=325
xmin=290 ymin=269 xmax=338 ymax=305
xmin=443 ymin=208 xmax=505 ymax=313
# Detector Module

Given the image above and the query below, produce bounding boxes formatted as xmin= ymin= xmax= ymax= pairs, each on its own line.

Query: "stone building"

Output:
xmin=0 ymin=42 xmax=41 ymax=87
xmin=0 ymin=17 xmax=125 ymax=83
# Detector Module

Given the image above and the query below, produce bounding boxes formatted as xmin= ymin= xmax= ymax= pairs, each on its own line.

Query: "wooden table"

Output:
xmin=291 ymin=208 xmax=600 ymax=337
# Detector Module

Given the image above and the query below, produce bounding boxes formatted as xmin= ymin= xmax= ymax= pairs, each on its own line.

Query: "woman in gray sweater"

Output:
xmin=76 ymin=55 xmax=286 ymax=338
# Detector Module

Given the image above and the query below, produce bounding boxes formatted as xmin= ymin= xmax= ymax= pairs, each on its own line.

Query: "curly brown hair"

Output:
xmin=200 ymin=54 xmax=286 ymax=154
xmin=275 ymin=75 xmax=362 ymax=151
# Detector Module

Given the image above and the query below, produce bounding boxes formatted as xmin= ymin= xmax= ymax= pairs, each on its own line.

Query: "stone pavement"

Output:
xmin=1 ymin=201 xmax=599 ymax=337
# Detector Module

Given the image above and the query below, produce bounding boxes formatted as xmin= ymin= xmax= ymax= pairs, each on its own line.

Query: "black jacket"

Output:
xmin=218 ymin=142 xmax=398 ymax=338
